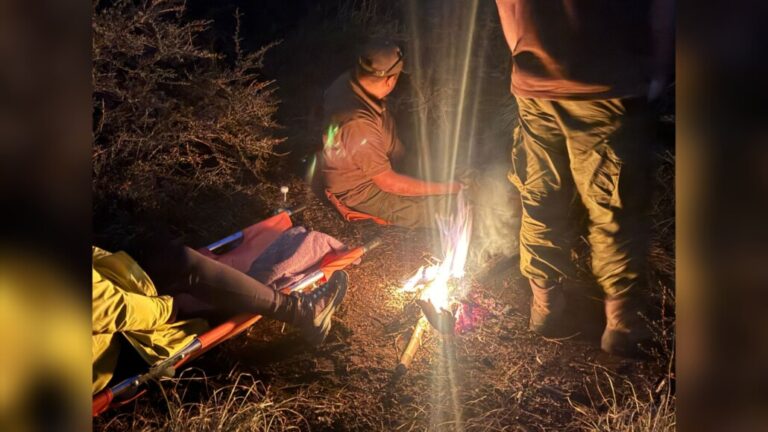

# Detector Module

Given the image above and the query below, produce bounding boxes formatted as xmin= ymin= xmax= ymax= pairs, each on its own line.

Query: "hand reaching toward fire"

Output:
xmin=415 ymin=298 xmax=456 ymax=334
xmin=448 ymin=181 xmax=463 ymax=194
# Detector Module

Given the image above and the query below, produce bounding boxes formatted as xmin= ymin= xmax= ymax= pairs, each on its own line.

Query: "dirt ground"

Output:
xmin=91 ymin=1 xmax=675 ymax=429
xmin=96 ymin=173 xmax=674 ymax=432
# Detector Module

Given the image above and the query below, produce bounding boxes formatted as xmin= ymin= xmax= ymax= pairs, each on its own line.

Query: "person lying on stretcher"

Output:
xmin=92 ymin=238 xmax=347 ymax=394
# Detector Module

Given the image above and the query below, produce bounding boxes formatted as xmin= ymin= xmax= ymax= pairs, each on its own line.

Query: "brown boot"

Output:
xmin=601 ymin=296 xmax=652 ymax=357
xmin=529 ymin=279 xmax=566 ymax=337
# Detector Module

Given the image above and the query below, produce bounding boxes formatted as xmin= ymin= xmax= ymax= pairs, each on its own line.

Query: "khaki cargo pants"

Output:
xmin=351 ymin=187 xmax=455 ymax=229
xmin=510 ymin=96 xmax=653 ymax=297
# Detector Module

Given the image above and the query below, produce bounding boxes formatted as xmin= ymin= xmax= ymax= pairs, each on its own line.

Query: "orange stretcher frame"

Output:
xmin=93 ymin=207 xmax=380 ymax=416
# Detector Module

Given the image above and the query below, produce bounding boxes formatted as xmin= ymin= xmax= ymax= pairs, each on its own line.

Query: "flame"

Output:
xmin=400 ymin=191 xmax=473 ymax=312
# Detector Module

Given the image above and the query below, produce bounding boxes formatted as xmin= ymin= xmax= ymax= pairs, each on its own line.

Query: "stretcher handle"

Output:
xmin=92 ymin=389 xmax=113 ymax=417
xmin=274 ymin=204 xmax=307 ymax=215
xmin=362 ymin=237 xmax=383 ymax=252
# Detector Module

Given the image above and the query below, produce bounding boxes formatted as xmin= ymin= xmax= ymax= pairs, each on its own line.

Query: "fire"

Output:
xmin=400 ymin=191 xmax=473 ymax=312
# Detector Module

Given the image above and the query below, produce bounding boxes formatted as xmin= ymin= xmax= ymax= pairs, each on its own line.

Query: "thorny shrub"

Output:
xmin=93 ymin=0 xmax=282 ymax=225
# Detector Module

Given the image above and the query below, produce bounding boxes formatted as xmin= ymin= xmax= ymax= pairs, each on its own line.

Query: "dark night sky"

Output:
xmin=186 ymin=0 xmax=334 ymax=50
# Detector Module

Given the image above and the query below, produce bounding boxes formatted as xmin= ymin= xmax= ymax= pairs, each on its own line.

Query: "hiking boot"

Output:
xmin=294 ymin=271 xmax=348 ymax=345
xmin=529 ymin=278 xmax=567 ymax=337
xmin=601 ymin=295 xmax=652 ymax=357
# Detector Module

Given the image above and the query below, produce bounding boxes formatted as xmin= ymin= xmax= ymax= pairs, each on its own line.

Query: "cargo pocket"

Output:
xmin=507 ymin=125 xmax=527 ymax=193
xmin=589 ymin=143 xmax=623 ymax=209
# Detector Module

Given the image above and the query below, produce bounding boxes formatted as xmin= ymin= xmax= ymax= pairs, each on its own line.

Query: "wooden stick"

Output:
xmin=395 ymin=316 xmax=429 ymax=375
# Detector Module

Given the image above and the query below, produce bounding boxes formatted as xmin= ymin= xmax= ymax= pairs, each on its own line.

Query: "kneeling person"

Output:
xmin=321 ymin=39 xmax=460 ymax=228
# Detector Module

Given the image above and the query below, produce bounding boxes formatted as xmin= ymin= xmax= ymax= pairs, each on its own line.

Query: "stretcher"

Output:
xmin=93 ymin=207 xmax=380 ymax=416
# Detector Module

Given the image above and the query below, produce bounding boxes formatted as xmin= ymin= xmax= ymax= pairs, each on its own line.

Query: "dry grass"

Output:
xmin=94 ymin=174 xmax=676 ymax=430
xmin=569 ymin=371 xmax=675 ymax=432
xmin=98 ymin=368 xmax=342 ymax=431
xmin=92 ymin=0 xmax=675 ymax=430
xmin=649 ymin=150 xmax=676 ymax=280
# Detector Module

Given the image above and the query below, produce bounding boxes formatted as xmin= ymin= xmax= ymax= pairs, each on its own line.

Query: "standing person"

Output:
xmin=320 ymin=38 xmax=462 ymax=229
xmin=494 ymin=0 xmax=674 ymax=356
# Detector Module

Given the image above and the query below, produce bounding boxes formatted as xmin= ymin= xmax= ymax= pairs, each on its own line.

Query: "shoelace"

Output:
xmin=301 ymin=281 xmax=334 ymax=317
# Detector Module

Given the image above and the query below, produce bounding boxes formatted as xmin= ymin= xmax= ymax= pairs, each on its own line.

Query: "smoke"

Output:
xmin=465 ymin=162 xmax=521 ymax=268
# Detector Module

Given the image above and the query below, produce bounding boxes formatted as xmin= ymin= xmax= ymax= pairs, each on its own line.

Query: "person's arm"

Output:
xmin=495 ymin=0 xmax=518 ymax=54
xmin=372 ymin=168 xmax=461 ymax=196
xmin=339 ymin=119 xmax=460 ymax=196
xmin=648 ymin=0 xmax=675 ymax=101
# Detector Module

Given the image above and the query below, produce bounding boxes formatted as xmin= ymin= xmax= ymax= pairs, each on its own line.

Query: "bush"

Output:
xmin=93 ymin=0 xmax=282 ymax=239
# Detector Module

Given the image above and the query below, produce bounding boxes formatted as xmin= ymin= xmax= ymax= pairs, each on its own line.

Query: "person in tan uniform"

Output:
xmin=495 ymin=0 xmax=674 ymax=356
xmin=321 ymin=39 xmax=461 ymax=229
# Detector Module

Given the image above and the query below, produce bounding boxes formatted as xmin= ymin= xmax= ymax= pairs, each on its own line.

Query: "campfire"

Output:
xmin=396 ymin=191 xmax=473 ymax=372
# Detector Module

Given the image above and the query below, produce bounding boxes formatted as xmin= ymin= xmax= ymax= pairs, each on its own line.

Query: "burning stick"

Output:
xmin=395 ymin=315 xmax=429 ymax=375
xmin=394 ymin=191 xmax=473 ymax=375
xmin=394 ymin=299 xmax=457 ymax=376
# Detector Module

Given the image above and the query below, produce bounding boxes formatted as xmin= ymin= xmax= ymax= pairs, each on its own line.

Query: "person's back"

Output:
xmin=498 ymin=0 xmax=655 ymax=100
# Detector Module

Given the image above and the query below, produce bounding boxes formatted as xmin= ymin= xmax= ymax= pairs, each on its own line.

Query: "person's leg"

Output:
xmin=176 ymin=247 xmax=299 ymax=320
xmin=554 ymin=97 xmax=654 ymax=355
xmin=133 ymin=240 xmax=294 ymax=319
xmin=135 ymin=241 xmax=347 ymax=344
xmin=351 ymin=188 xmax=456 ymax=229
xmin=512 ymin=97 xmax=579 ymax=281
xmin=175 ymin=248 xmax=348 ymax=345
xmin=511 ymin=96 xmax=579 ymax=336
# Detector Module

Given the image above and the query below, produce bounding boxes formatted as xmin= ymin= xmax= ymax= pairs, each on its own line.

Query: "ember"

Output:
xmin=454 ymin=298 xmax=491 ymax=335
